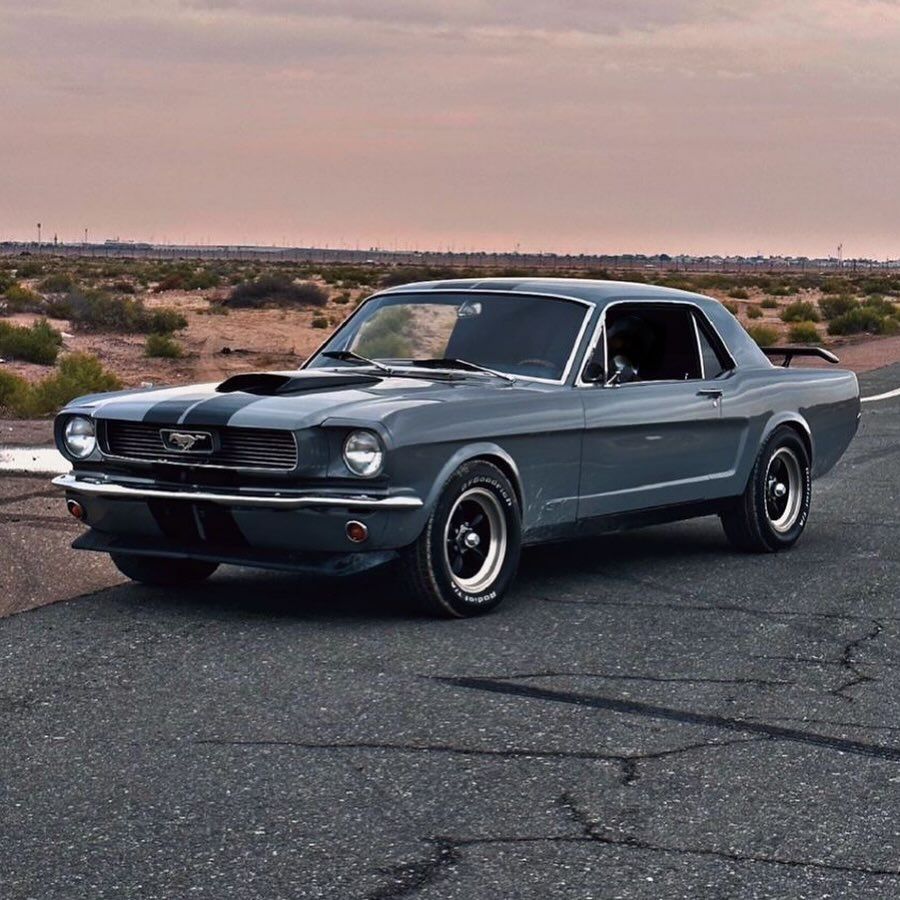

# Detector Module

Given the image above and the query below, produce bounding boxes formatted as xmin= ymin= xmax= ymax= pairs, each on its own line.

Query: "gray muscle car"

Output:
xmin=53 ymin=278 xmax=860 ymax=616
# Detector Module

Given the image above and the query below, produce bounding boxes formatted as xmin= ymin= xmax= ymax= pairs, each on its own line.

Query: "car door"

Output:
xmin=577 ymin=302 xmax=747 ymax=519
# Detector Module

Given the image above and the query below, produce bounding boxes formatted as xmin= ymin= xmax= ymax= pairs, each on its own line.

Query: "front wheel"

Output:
xmin=720 ymin=425 xmax=811 ymax=552
xmin=399 ymin=460 xmax=522 ymax=617
xmin=111 ymin=553 xmax=219 ymax=586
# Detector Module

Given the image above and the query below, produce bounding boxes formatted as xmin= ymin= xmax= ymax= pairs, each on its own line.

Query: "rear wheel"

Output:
xmin=111 ymin=553 xmax=219 ymax=586
xmin=720 ymin=425 xmax=811 ymax=552
xmin=399 ymin=460 xmax=521 ymax=617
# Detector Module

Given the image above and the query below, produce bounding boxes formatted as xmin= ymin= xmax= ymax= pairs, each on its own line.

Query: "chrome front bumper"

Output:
xmin=52 ymin=474 xmax=424 ymax=511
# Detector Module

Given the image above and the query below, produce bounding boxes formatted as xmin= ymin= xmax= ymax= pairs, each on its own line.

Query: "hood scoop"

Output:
xmin=216 ymin=371 xmax=382 ymax=396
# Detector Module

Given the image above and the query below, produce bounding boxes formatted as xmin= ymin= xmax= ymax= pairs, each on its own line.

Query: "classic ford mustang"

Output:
xmin=53 ymin=278 xmax=860 ymax=616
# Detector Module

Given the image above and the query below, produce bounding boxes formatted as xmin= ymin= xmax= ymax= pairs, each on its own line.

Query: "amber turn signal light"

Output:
xmin=346 ymin=520 xmax=368 ymax=543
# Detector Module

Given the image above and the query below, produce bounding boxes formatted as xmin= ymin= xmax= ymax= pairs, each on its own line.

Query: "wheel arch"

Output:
xmin=761 ymin=412 xmax=813 ymax=467
xmin=422 ymin=442 xmax=524 ymax=517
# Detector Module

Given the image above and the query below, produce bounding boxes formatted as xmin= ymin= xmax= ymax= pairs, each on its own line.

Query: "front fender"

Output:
xmin=422 ymin=441 xmax=522 ymax=515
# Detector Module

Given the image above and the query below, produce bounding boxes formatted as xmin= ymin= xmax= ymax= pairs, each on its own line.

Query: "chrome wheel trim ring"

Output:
xmin=443 ymin=487 xmax=507 ymax=594
xmin=765 ymin=446 xmax=803 ymax=533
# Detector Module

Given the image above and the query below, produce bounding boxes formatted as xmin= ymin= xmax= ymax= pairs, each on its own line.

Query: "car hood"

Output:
xmin=71 ymin=369 xmax=522 ymax=431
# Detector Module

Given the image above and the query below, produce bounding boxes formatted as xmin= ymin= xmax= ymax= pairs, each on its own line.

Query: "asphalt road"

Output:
xmin=2 ymin=364 xmax=900 ymax=899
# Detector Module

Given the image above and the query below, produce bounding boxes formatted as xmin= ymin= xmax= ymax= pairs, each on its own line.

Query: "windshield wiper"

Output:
xmin=410 ymin=358 xmax=516 ymax=383
xmin=321 ymin=350 xmax=394 ymax=375
xmin=319 ymin=350 xmax=464 ymax=382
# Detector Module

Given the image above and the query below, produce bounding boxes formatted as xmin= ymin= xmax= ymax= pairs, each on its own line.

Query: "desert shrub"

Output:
xmin=788 ymin=321 xmax=820 ymax=343
xmin=67 ymin=291 xmax=186 ymax=334
xmin=29 ymin=353 xmax=122 ymax=414
xmin=746 ymin=324 xmax=779 ymax=346
xmin=0 ymin=270 xmax=15 ymax=294
xmin=68 ymin=291 xmax=144 ymax=332
xmin=728 ymin=288 xmax=749 ymax=299
xmin=333 ymin=291 xmax=352 ymax=305
xmin=759 ymin=297 xmax=778 ymax=309
xmin=0 ymin=353 xmax=121 ymax=417
xmin=16 ymin=260 xmax=44 ymax=278
xmin=38 ymin=272 xmax=76 ymax=293
xmin=780 ymin=301 xmax=820 ymax=323
xmin=819 ymin=294 xmax=857 ymax=320
xmin=0 ymin=318 xmax=62 ymax=364
xmin=227 ymin=276 xmax=328 ymax=309
xmin=146 ymin=333 xmax=183 ymax=358
xmin=2 ymin=283 xmax=45 ymax=314
xmin=859 ymin=277 xmax=899 ymax=296
xmin=153 ymin=268 xmax=220 ymax=292
xmin=746 ymin=305 xmax=763 ymax=319
xmin=147 ymin=308 xmax=188 ymax=333
xmin=828 ymin=308 xmax=898 ymax=336
xmin=0 ymin=370 xmax=31 ymax=413
xmin=311 ymin=315 xmax=330 ymax=329
xmin=721 ymin=300 xmax=739 ymax=315
xmin=862 ymin=295 xmax=898 ymax=316
xmin=112 ymin=280 xmax=136 ymax=294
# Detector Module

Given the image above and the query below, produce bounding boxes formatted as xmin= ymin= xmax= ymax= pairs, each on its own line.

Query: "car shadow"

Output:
xmin=106 ymin=518 xmax=731 ymax=622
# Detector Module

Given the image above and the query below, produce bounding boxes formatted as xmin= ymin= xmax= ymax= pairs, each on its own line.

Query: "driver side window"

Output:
xmin=600 ymin=304 xmax=703 ymax=384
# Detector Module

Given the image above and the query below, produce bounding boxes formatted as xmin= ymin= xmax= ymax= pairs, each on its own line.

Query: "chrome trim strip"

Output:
xmin=302 ymin=289 xmax=596 ymax=387
xmin=575 ymin=298 xmax=737 ymax=388
xmin=52 ymin=475 xmax=423 ymax=510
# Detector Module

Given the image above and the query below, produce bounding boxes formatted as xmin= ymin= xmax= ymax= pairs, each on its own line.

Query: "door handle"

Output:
xmin=697 ymin=388 xmax=723 ymax=399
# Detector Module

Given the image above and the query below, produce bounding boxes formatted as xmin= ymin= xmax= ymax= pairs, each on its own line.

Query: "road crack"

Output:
xmin=557 ymin=792 xmax=900 ymax=877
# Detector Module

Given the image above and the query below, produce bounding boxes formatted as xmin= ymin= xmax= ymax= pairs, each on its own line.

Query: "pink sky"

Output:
xmin=2 ymin=0 xmax=899 ymax=258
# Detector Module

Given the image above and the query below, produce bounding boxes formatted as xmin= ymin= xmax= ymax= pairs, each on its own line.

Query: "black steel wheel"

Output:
xmin=721 ymin=425 xmax=811 ymax=552
xmin=399 ymin=460 xmax=521 ymax=617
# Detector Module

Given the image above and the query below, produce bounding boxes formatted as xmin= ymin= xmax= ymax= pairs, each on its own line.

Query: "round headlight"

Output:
xmin=343 ymin=430 xmax=384 ymax=477
xmin=63 ymin=416 xmax=96 ymax=459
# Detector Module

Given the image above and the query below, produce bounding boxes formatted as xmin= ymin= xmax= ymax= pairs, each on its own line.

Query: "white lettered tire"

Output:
xmin=399 ymin=460 xmax=522 ymax=617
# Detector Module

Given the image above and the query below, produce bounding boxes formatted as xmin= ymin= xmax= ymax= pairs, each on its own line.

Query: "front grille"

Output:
xmin=101 ymin=420 xmax=298 ymax=471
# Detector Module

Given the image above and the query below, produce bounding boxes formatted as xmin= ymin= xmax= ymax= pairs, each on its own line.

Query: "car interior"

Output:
xmin=596 ymin=305 xmax=729 ymax=384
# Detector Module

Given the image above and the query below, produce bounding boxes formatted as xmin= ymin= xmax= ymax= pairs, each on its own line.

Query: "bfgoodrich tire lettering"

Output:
xmin=399 ymin=460 xmax=522 ymax=617
xmin=720 ymin=425 xmax=811 ymax=553
xmin=111 ymin=553 xmax=219 ymax=586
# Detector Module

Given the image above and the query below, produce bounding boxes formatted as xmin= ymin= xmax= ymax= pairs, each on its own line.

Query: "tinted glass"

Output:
xmin=309 ymin=293 xmax=588 ymax=381
xmin=604 ymin=305 xmax=702 ymax=382
xmin=694 ymin=313 xmax=729 ymax=379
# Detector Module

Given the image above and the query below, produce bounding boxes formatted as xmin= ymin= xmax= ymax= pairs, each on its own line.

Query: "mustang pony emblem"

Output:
xmin=160 ymin=430 xmax=213 ymax=453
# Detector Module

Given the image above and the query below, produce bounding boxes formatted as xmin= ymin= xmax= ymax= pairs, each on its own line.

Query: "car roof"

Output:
xmin=379 ymin=276 xmax=710 ymax=307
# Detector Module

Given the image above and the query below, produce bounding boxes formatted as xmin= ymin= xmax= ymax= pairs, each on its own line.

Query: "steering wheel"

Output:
xmin=516 ymin=358 xmax=557 ymax=376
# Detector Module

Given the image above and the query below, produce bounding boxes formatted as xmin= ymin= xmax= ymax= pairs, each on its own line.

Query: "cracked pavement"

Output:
xmin=2 ymin=363 xmax=900 ymax=899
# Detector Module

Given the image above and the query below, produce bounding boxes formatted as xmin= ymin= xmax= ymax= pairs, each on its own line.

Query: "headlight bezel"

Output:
xmin=63 ymin=415 xmax=97 ymax=460
xmin=342 ymin=429 xmax=384 ymax=478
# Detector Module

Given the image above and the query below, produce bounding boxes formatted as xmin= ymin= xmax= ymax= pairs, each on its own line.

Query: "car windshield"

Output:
xmin=306 ymin=292 xmax=589 ymax=381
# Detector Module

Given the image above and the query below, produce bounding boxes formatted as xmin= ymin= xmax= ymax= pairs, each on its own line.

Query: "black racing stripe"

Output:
xmin=147 ymin=500 xmax=202 ymax=543
xmin=196 ymin=504 xmax=251 ymax=548
xmin=179 ymin=393 xmax=262 ymax=426
xmin=142 ymin=396 xmax=207 ymax=425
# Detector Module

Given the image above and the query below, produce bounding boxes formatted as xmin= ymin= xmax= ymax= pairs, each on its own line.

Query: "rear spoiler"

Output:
xmin=760 ymin=346 xmax=840 ymax=368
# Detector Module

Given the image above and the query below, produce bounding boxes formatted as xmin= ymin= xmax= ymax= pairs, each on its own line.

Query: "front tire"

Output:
xmin=111 ymin=553 xmax=219 ymax=586
xmin=720 ymin=425 xmax=811 ymax=552
xmin=399 ymin=460 xmax=522 ymax=617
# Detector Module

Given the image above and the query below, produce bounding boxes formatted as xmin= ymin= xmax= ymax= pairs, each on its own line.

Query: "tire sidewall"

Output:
xmin=425 ymin=463 xmax=521 ymax=615
xmin=754 ymin=428 xmax=811 ymax=549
